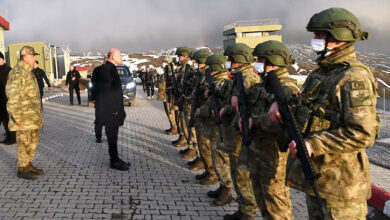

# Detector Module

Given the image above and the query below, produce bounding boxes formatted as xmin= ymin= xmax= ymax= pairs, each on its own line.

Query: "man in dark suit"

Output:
xmin=95 ymin=48 xmax=129 ymax=171
xmin=33 ymin=60 xmax=51 ymax=99
xmin=0 ymin=52 xmax=16 ymax=145
xmin=65 ymin=65 xmax=81 ymax=105
xmin=91 ymin=58 xmax=106 ymax=143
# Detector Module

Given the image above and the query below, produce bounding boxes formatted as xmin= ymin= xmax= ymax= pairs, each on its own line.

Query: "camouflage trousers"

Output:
xmin=16 ymin=129 xmax=39 ymax=168
xmin=230 ymin=154 xmax=258 ymax=216
xmin=178 ymin=107 xmax=197 ymax=151
xmin=211 ymin=138 xmax=232 ymax=188
xmin=248 ymin=142 xmax=293 ymax=220
xmin=163 ymin=102 xmax=177 ymax=131
xmin=195 ymin=125 xmax=214 ymax=174
xmin=306 ymin=195 xmax=367 ymax=220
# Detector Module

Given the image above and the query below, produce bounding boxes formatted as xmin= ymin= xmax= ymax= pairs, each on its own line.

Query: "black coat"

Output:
xmin=91 ymin=65 xmax=103 ymax=101
xmin=65 ymin=69 xmax=81 ymax=86
xmin=33 ymin=67 xmax=51 ymax=89
xmin=0 ymin=64 xmax=11 ymax=120
xmin=95 ymin=61 xmax=126 ymax=126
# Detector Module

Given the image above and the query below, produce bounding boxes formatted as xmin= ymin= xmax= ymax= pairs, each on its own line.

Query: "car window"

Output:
xmin=117 ymin=68 xmax=129 ymax=77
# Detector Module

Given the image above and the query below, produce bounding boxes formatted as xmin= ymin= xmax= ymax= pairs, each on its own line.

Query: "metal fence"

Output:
xmin=376 ymin=80 xmax=390 ymax=114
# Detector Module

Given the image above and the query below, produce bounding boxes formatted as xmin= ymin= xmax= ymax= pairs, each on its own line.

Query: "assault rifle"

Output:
xmin=236 ymin=72 xmax=251 ymax=167
xmin=205 ymin=68 xmax=223 ymax=143
xmin=267 ymin=70 xmax=323 ymax=213
xmin=170 ymin=62 xmax=180 ymax=98
xmin=164 ymin=64 xmax=171 ymax=104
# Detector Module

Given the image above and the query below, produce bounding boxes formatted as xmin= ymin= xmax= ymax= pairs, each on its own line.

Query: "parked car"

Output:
xmin=87 ymin=65 xmax=137 ymax=107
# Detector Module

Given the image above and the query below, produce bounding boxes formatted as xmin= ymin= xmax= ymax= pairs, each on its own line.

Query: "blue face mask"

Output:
xmin=254 ymin=62 xmax=265 ymax=74
xmin=194 ymin=63 xmax=199 ymax=69
xmin=225 ymin=61 xmax=231 ymax=69
xmin=311 ymin=39 xmax=326 ymax=52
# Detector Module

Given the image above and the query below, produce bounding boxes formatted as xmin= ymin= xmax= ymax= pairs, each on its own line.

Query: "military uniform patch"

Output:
xmin=349 ymin=81 xmax=372 ymax=107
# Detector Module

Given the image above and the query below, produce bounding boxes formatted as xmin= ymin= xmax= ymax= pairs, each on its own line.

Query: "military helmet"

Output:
xmin=189 ymin=49 xmax=197 ymax=59
xmin=206 ymin=54 xmax=227 ymax=72
xmin=163 ymin=56 xmax=173 ymax=63
xmin=175 ymin=46 xmax=191 ymax=56
xmin=306 ymin=8 xmax=369 ymax=42
xmin=223 ymin=44 xmax=235 ymax=57
xmin=252 ymin=40 xmax=294 ymax=67
xmin=230 ymin=43 xmax=253 ymax=64
xmin=193 ymin=49 xmax=212 ymax=64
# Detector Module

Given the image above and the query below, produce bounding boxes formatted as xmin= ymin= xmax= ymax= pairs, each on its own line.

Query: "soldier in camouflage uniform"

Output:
xmin=197 ymin=54 xmax=234 ymax=204
xmin=219 ymin=43 xmax=260 ymax=220
xmin=157 ymin=57 xmax=178 ymax=135
xmin=236 ymin=40 xmax=299 ymax=220
xmin=186 ymin=49 xmax=213 ymax=172
xmin=6 ymin=46 xmax=44 ymax=180
xmin=268 ymin=8 xmax=378 ymax=220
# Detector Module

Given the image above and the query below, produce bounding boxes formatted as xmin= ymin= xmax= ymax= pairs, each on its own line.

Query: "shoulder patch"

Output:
xmin=349 ymin=81 xmax=372 ymax=107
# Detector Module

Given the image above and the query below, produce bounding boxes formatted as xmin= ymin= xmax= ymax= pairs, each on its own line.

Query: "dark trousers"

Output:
xmin=69 ymin=85 xmax=81 ymax=104
xmin=105 ymin=125 xmax=119 ymax=162
xmin=146 ymin=83 xmax=154 ymax=96
xmin=95 ymin=124 xmax=103 ymax=139
xmin=1 ymin=116 xmax=15 ymax=141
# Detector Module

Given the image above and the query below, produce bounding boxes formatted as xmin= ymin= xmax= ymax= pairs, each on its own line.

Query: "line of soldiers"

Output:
xmin=156 ymin=8 xmax=379 ymax=220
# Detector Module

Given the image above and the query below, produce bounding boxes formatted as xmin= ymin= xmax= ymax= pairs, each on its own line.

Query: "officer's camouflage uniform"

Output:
xmin=220 ymin=46 xmax=260 ymax=217
xmin=6 ymin=60 xmax=43 ymax=168
xmin=287 ymin=8 xmax=378 ymax=220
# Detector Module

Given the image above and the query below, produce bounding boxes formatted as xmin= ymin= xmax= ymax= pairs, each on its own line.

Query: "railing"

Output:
xmin=224 ymin=19 xmax=280 ymax=31
xmin=377 ymin=79 xmax=390 ymax=114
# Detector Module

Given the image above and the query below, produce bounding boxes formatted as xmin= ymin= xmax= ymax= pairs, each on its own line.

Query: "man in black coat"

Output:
xmin=0 ymin=52 xmax=16 ymax=145
xmin=65 ymin=65 xmax=81 ymax=105
xmin=95 ymin=48 xmax=129 ymax=171
xmin=91 ymin=59 xmax=106 ymax=143
xmin=145 ymin=66 xmax=156 ymax=100
xmin=33 ymin=60 xmax=51 ymax=99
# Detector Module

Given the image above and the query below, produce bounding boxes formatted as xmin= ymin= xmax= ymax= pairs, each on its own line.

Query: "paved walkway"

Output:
xmin=0 ymin=87 xmax=388 ymax=220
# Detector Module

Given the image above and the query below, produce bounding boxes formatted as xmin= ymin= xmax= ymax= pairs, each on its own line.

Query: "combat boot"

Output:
xmin=17 ymin=167 xmax=38 ymax=180
xmin=27 ymin=163 xmax=44 ymax=175
xmin=172 ymin=135 xmax=183 ymax=144
xmin=195 ymin=171 xmax=209 ymax=180
xmin=165 ymin=128 xmax=178 ymax=135
xmin=179 ymin=148 xmax=190 ymax=155
xmin=213 ymin=186 xmax=233 ymax=206
xmin=182 ymin=148 xmax=196 ymax=160
xmin=175 ymin=139 xmax=187 ymax=148
xmin=223 ymin=210 xmax=242 ymax=220
xmin=187 ymin=156 xmax=200 ymax=166
xmin=241 ymin=214 xmax=255 ymax=220
xmin=207 ymin=185 xmax=223 ymax=198
xmin=188 ymin=159 xmax=204 ymax=171
xmin=200 ymin=173 xmax=218 ymax=185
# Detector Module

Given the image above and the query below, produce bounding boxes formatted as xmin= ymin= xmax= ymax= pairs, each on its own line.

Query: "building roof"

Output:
xmin=75 ymin=66 xmax=90 ymax=71
xmin=0 ymin=16 xmax=10 ymax=30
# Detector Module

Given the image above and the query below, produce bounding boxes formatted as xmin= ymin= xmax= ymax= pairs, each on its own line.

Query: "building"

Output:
xmin=0 ymin=16 xmax=10 ymax=58
xmin=75 ymin=66 xmax=90 ymax=78
xmin=223 ymin=19 xmax=282 ymax=49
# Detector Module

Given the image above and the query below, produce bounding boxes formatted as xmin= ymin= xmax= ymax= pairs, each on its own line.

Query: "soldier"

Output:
xmin=145 ymin=66 xmax=156 ymax=100
xmin=0 ymin=51 xmax=16 ymax=145
xmin=198 ymin=54 xmax=234 ymax=204
xmin=6 ymin=46 xmax=44 ymax=180
xmin=157 ymin=57 xmax=178 ymax=135
xmin=268 ymin=8 xmax=378 ymax=220
xmin=235 ymin=40 xmax=298 ymax=219
xmin=65 ymin=65 xmax=81 ymax=105
xmin=187 ymin=49 xmax=216 ymax=176
xmin=219 ymin=43 xmax=260 ymax=220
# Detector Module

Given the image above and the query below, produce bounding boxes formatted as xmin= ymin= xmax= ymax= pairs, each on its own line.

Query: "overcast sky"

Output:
xmin=1 ymin=0 xmax=390 ymax=54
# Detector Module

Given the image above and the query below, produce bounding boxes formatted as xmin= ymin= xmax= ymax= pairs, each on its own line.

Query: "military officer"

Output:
xmin=6 ymin=46 xmax=44 ymax=180
xmin=268 ymin=8 xmax=378 ymax=220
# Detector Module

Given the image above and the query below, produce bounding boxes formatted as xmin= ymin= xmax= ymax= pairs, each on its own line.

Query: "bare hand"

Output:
xmin=48 ymin=87 xmax=53 ymax=90
xmin=268 ymin=102 xmax=282 ymax=123
xmin=219 ymin=108 xmax=225 ymax=118
xmin=288 ymin=140 xmax=313 ymax=159
xmin=231 ymin=96 xmax=239 ymax=112
xmin=16 ymin=122 xmax=23 ymax=127
xmin=238 ymin=118 xmax=253 ymax=132
xmin=72 ymin=77 xmax=76 ymax=80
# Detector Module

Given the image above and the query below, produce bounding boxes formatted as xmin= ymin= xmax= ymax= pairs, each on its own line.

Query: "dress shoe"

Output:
xmin=188 ymin=159 xmax=204 ymax=171
xmin=4 ymin=139 xmax=16 ymax=145
xmin=96 ymin=138 xmax=102 ymax=143
xmin=187 ymin=157 xmax=200 ymax=166
xmin=110 ymin=160 xmax=129 ymax=171
xmin=213 ymin=186 xmax=233 ymax=206
xmin=0 ymin=138 xmax=9 ymax=144
xmin=195 ymin=171 xmax=209 ymax=180
xmin=182 ymin=148 xmax=196 ymax=160
xmin=207 ymin=185 xmax=223 ymax=198
xmin=17 ymin=167 xmax=38 ymax=180
xmin=179 ymin=148 xmax=189 ymax=155
xmin=119 ymin=159 xmax=130 ymax=167
xmin=200 ymin=173 xmax=218 ymax=185
xmin=27 ymin=163 xmax=44 ymax=175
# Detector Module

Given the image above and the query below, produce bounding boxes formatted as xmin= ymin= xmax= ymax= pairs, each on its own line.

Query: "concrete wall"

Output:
xmin=223 ymin=35 xmax=282 ymax=49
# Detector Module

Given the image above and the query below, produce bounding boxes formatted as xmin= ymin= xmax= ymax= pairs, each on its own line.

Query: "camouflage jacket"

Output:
xmin=156 ymin=65 xmax=174 ymax=102
xmin=287 ymin=46 xmax=378 ymax=202
xmin=218 ymin=64 xmax=260 ymax=156
xmin=6 ymin=60 xmax=43 ymax=131
xmin=242 ymin=67 xmax=299 ymax=173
